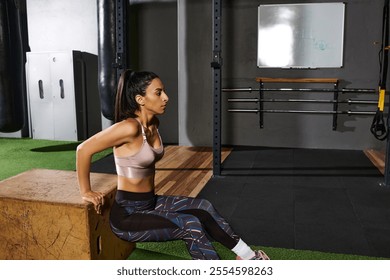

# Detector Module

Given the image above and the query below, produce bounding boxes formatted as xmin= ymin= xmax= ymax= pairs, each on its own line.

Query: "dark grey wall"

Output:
xmin=180 ymin=0 xmax=213 ymax=146
xmin=135 ymin=0 xmax=387 ymax=150
xmin=183 ymin=0 xmax=387 ymax=150
xmin=129 ymin=2 xmax=178 ymax=144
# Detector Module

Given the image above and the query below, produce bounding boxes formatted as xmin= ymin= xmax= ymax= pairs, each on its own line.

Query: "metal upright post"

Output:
xmin=211 ymin=0 xmax=222 ymax=176
xmin=259 ymin=81 xmax=264 ymax=128
xmin=332 ymin=80 xmax=339 ymax=130
xmin=385 ymin=107 xmax=390 ymax=187
xmin=115 ymin=0 xmax=127 ymax=80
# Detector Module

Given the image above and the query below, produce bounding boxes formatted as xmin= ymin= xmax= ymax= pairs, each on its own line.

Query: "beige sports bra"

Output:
xmin=114 ymin=119 xmax=164 ymax=179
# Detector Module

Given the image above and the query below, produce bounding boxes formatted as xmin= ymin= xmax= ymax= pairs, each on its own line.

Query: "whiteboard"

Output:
xmin=257 ymin=3 xmax=345 ymax=68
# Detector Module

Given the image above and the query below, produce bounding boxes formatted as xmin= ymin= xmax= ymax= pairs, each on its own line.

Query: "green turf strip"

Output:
xmin=0 ymin=137 xmax=112 ymax=180
xmin=130 ymin=241 xmax=387 ymax=260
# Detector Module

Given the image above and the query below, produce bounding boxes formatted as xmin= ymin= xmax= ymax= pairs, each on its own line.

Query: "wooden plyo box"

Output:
xmin=0 ymin=169 xmax=134 ymax=260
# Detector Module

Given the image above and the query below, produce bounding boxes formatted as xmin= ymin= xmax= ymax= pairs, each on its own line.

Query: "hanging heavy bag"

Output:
xmin=97 ymin=0 xmax=117 ymax=121
xmin=0 ymin=0 xmax=25 ymax=132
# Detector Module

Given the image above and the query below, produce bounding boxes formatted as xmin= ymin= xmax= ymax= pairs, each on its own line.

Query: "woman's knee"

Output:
xmin=180 ymin=214 xmax=203 ymax=231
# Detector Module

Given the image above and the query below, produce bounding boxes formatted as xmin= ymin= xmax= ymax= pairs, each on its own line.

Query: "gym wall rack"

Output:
xmin=211 ymin=0 xmax=390 ymax=188
xmin=226 ymin=77 xmax=378 ymax=130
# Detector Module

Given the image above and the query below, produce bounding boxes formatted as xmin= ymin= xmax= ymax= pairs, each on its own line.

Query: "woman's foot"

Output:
xmin=236 ymin=250 xmax=270 ymax=260
xmin=252 ymin=250 xmax=270 ymax=260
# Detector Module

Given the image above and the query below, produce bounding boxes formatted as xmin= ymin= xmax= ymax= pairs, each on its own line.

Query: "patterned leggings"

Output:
xmin=109 ymin=190 xmax=240 ymax=260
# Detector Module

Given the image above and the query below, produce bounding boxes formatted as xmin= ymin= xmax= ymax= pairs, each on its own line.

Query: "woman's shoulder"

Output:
xmin=111 ymin=118 xmax=142 ymax=138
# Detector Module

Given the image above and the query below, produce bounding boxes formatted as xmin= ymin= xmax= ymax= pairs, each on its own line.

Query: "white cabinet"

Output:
xmin=26 ymin=51 xmax=101 ymax=141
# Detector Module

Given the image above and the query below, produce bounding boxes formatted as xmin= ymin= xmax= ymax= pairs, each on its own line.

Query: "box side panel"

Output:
xmin=0 ymin=198 xmax=90 ymax=259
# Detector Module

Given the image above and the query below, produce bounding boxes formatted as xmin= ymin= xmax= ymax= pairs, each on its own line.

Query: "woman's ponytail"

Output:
xmin=114 ymin=69 xmax=133 ymax=123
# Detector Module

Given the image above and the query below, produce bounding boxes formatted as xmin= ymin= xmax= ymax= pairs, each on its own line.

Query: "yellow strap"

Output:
xmin=379 ymin=88 xmax=386 ymax=111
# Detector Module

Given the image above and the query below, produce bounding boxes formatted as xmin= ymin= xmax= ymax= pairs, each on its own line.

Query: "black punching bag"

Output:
xmin=0 ymin=0 xmax=25 ymax=132
xmin=97 ymin=0 xmax=117 ymax=120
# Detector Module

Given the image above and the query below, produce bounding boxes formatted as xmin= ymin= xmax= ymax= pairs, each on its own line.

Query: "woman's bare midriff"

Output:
xmin=117 ymin=174 xmax=155 ymax=193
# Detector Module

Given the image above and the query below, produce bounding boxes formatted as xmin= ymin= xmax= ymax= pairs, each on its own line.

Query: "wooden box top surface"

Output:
xmin=0 ymin=169 xmax=117 ymax=205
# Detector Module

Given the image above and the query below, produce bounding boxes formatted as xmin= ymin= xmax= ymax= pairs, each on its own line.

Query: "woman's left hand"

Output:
xmin=82 ymin=190 xmax=105 ymax=214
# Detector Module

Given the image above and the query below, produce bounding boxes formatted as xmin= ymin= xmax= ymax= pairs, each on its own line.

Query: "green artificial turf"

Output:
xmin=129 ymin=241 xmax=387 ymax=260
xmin=0 ymin=137 xmax=112 ymax=180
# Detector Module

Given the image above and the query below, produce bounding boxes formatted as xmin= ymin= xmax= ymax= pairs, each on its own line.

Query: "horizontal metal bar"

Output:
xmin=228 ymin=98 xmax=260 ymax=102
xmin=259 ymin=88 xmax=376 ymax=93
xmin=228 ymin=109 xmax=377 ymax=115
xmin=222 ymin=87 xmax=253 ymax=92
xmin=228 ymin=109 xmax=259 ymax=113
xmin=223 ymin=87 xmax=376 ymax=93
xmin=341 ymin=88 xmax=377 ymax=93
xmin=347 ymin=100 xmax=379 ymax=104
xmin=227 ymin=98 xmax=379 ymax=105
xmin=257 ymin=77 xmax=339 ymax=84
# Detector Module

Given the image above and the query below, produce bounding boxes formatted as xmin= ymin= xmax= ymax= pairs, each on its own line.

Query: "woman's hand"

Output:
xmin=81 ymin=190 xmax=105 ymax=214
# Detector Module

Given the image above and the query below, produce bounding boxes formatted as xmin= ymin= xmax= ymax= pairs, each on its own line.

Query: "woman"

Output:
xmin=76 ymin=70 xmax=269 ymax=260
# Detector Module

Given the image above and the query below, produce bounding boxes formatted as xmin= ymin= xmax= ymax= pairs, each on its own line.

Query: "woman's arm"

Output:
xmin=76 ymin=119 xmax=138 ymax=213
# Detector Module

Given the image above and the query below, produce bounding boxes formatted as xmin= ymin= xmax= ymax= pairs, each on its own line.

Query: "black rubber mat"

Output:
xmin=198 ymin=146 xmax=390 ymax=258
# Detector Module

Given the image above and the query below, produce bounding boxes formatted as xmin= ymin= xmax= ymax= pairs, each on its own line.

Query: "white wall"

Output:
xmin=26 ymin=0 xmax=98 ymax=54
xmin=0 ymin=0 xmax=102 ymax=139
xmin=27 ymin=0 xmax=112 ymax=133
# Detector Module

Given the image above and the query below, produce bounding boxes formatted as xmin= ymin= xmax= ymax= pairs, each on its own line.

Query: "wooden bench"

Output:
xmin=0 ymin=169 xmax=134 ymax=259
